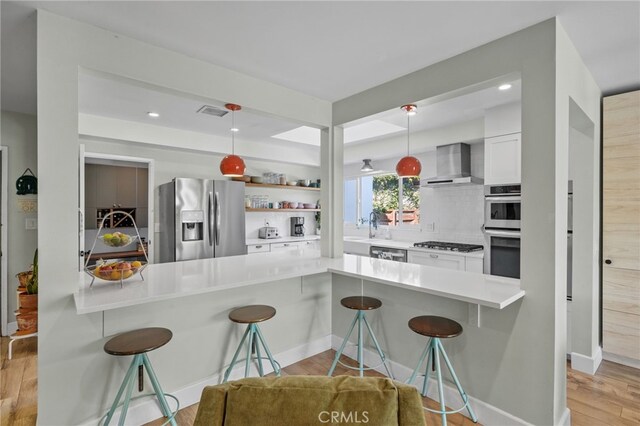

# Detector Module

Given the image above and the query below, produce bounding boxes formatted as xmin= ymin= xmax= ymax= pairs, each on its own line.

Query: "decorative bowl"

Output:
xmin=298 ymin=179 xmax=311 ymax=187
xmin=304 ymin=203 xmax=316 ymax=209
xmin=85 ymin=260 xmax=147 ymax=282
xmin=99 ymin=232 xmax=137 ymax=248
xmin=287 ymin=181 xmax=297 ymax=186
xmin=289 ymin=202 xmax=298 ymax=209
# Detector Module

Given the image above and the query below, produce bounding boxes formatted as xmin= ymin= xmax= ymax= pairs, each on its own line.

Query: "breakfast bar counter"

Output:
xmin=74 ymin=251 xmax=524 ymax=314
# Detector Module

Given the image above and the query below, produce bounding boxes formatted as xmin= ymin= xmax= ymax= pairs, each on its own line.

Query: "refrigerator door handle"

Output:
xmin=208 ymin=192 xmax=214 ymax=246
xmin=215 ymin=191 xmax=221 ymax=246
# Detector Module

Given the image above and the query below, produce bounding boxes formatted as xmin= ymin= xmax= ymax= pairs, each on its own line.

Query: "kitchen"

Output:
xmin=3 ymin=5 xmax=631 ymax=426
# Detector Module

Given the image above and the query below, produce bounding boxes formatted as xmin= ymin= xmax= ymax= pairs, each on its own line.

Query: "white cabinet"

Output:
xmin=408 ymin=251 xmax=465 ymax=271
xmin=484 ymin=133 xmax=521 ymax=185
xmin=302 ymin=240 xmax=320 ymax=250
xmin=464 ymin=257 xmax=483 ymax=273
xmin=247 ymin=243 xmax=270 ymax=254
xmin=270 ymin=241 xmax=304 ymax=251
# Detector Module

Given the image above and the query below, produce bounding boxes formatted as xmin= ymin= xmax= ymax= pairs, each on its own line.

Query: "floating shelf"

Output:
xmin=244 ymin=183 xmax=320 ymax=191
xmin=246 ymin=208 xmax=321 ymax=212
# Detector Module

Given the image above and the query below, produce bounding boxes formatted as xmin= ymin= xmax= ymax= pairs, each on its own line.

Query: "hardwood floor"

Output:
xmin=2 ymin=336 xmax=640 ymax=425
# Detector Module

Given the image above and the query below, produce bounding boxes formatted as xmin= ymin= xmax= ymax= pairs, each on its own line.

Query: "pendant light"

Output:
xmin=219 ymin=103 xmax=246 ymax=177
xmin=396 ymin=104 xmax=421 ymax=177
xmin=361 ymin=159 xmax=374 ymax=172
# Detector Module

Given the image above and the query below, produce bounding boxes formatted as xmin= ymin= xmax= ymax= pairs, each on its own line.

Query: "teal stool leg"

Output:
xmin=328 ymin=311 xmax=359 ymax=376
xmin=223 ymin=325 xmax=252 ymax=383
xmin=433 ymin=338 xmax=448 ymax=426
xmin=254 ymin=324 xmax=280 ymax=376
xmin=245 ymin=324 xmax=255 ymax=377
xmin=142 ymin=354 xmax=178 ymax=426
xmin=118 ymin=355 xmax=139 ymax=426
xmin=254 ymin=336 xmax=264 ymax=376
xmin=357 ymin=311 xmax=364 ymax=377
xmin=421 ymin=339 xmax=434 ymax=397
xmin=362 ymin=314 xmax=393 ymax=378
xmin=407 ymin=338 xmax=431 ymax=386
xmin=103 ymin=354 xmax=140 ymax=425
xmin=437 ymin=339 xmax=478 ymax=423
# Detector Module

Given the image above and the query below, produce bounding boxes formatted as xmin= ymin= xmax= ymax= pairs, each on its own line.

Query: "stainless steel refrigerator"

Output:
xmin=158 ymin=178 xmax=247 ymax=263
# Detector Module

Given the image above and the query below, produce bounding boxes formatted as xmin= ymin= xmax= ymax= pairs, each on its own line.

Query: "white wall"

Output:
xmin=332 ymin=18 xmax=601 ymax=425
xmin=0 ymin=111 xmax=38 ymax=327
xmin=37 ymin=10 xmax=331 ymax=424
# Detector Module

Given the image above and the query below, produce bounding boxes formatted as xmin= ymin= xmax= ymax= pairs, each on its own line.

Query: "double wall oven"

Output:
xmin=484 ymin=183 xmax=573 ymax=292
xmin=483 ymin=184 xmax=521 ymax=279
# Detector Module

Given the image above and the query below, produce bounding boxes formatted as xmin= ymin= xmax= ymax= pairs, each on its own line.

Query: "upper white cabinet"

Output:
xmin=484 ymin=102 xmax=521 ymax=185
xmin=484 ymin=133 xmax=521 ymax=185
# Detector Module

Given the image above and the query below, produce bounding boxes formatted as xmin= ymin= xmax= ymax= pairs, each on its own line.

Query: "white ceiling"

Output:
xmin=2 ymin=1 xmax=639 ymax=116
xmin=78 ymin=72 xmax=520 ymax=147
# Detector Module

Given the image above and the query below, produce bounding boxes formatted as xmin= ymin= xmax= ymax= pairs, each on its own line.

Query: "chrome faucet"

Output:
xmin=369 ymin=211 xmax=378 ymax=239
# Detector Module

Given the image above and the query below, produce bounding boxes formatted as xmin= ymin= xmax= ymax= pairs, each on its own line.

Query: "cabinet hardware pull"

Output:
xmin=255 ymin=245 xmax=262 ymax=249
xmin=604 ymin=259 xmax=612 ymax=265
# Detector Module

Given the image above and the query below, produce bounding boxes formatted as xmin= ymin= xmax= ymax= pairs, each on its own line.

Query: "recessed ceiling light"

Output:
xmin=498 ymin=84 xmax=512 ymax=91
xmin=147 ymin=112 xmax=160 ymax=118
xmin=230 ymin=127 xmax=239 ymax=132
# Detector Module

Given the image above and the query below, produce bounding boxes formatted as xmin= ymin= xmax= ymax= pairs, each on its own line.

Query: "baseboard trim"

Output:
xmin=571 ymin=346 xmax=603 ymax=375
xmin=558 ymin=407 xmax=571 ymax=426
xmin=79 ymin=335 xmax=333 ymax=426
xmin=330 ymin=335 xmax=533 ymax=426
xmin=7 ymin=321 xmax=17 ymax=335
xmin=603 ymin=351 xmax=640 ymax=369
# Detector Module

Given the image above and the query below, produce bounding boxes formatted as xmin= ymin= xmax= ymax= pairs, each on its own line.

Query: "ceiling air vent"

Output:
xmin=197 ymin=105 xmax=229 ymax=117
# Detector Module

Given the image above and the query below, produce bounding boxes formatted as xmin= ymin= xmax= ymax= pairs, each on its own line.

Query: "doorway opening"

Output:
xmin=79 ymin=149 xmax=155 ymax=277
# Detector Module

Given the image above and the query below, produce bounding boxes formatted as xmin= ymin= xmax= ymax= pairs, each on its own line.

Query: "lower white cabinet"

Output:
xmin=270 ymin=241 xmax=304 ymax=251
xmin=408 ymin=250 xmax=483 ymax=273
xmin=464 ymin=257 xmax=483 ymax=273
xmin=408 ymin=251 xmax=465 ymax=270
xmin=247 ymin=243 xmax=270 ymax=254
xmin=302 ymin=240 xmax=320 ymax=250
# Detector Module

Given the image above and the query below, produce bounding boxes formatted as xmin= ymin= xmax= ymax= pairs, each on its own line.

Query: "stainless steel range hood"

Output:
xmin=421 ymin=143 xmax=483 ymax=187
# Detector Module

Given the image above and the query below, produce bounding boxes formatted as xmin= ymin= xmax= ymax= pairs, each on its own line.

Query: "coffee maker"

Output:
xmin=291 ymin=217 xmax=305 ymax=237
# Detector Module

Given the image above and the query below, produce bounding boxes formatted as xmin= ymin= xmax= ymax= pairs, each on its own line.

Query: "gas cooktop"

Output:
xmin=413 ymin=241 xmax=483 ymax=253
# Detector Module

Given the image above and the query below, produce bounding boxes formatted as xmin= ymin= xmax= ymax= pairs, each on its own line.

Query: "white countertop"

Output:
xmin=74 ymin=251 xmax=522 ymax=314
xmin=246 ymin=235 xmax=320 ymax=245
xmin=344 ymin=237 xmax=484 ymax=258
xmin=329 ymin=255 xmax=522 ymax=309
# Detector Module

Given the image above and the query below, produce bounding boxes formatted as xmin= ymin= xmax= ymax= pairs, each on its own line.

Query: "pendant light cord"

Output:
xmin=406 ymin=113 xmax=410 ymax=156
xmin=231 ymin=110 xmax=235 ymax=155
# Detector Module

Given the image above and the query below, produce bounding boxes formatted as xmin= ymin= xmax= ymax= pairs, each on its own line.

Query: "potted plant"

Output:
xmin=315 ymin=208 xmax=321 ymax=235
xmin=17 ymin=249 xmax=38 ymax=334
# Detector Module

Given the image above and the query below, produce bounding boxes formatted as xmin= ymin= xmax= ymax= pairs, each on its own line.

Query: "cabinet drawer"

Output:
xmin=408 ymin=251 xmax=465 ymax=270
xmin=247 ymin=244 xmax=270 ymax=254
xmin=270 ymin=242 xmax=303 ymax=251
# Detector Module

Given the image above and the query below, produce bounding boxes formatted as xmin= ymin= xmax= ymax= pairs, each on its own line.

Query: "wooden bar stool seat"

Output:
xmin=102 ymin=327 xmax=177 ymax=425
xmin=223 ymin=305 xmax=281 ymax=382
xmin=341 ymin=296 xmax=383 ymax=311
xmin=228 ymin=305 xmax=276 ymax=324
xmin=328 ymin=296 xmax=393 ymax=378
xmin=406 ymin=316 xmax=477 ymax=425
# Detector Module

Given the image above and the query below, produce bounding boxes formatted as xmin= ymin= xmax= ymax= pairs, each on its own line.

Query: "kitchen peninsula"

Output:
xmin=74 ymin=250 xmax=523 ymax=314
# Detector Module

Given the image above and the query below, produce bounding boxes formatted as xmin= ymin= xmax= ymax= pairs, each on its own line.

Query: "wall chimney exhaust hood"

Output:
xmin=421 ymin=143 xmax=483 ymax=187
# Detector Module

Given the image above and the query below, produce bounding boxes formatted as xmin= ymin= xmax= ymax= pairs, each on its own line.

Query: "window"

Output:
xmin=344 ymin=174 xmax=419 ymax=227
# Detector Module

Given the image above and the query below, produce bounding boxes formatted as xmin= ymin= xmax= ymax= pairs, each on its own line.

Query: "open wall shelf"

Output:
xmin=244 ymin=183 xmax=320 ymax=191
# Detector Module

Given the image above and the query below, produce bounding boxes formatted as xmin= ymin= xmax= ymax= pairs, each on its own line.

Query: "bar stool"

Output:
xmin=406 ymin=316 xmax=477 ymax=425
xmin=328 ymin=296 xmax=393 ymax=378
xmin=102 ymin=327 xmax=178 ymax=426
xmin=223 ymin=305 xmax=281 ymax=382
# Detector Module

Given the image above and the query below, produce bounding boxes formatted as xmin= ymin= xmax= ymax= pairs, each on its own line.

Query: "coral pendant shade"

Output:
xmin=396 ymin=156 xmax=422 ymax=177
xmin=220 ymin=154 xmax=246 ymax=177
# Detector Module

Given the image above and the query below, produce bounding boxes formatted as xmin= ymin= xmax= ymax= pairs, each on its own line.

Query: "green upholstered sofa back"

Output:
xmin=194 ymin=375 xmax=426 ymax=426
